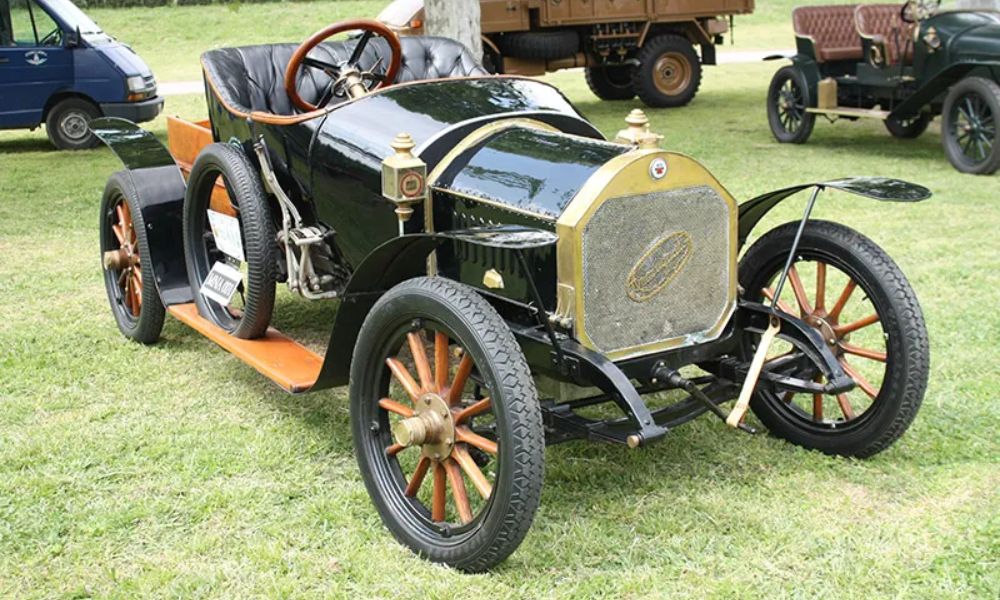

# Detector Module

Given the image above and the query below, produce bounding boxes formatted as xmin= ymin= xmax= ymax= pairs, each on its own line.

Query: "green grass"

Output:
xmin=2 ymin=3 xmax=999 ymax=598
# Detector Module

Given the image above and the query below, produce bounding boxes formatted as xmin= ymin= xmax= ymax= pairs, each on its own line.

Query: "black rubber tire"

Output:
xmin=46 ymin=98 xmax=101 ymax=150
xmin=584 ymin=65 xmax=636 ymax=101
xmin=100 ymin=171 xmax=165 ymax=344
xmin=351 ymin=277 xmax=544 ymax=572
xmin=632 ymin=34 xmax=702 ymax=108
xmin=498 ymin=30 xmax=578 ymax=60
xmin=885 ymin=113 xmax=931 ymax=139
xmin=941 ymin=77 xmax=1000 ymax=175
xmin=739 ymin=221 xmax=929 ymax=458
xmin=182 ymin=143 xmax=276 ymax=339
xmin=767 ymin=65 xmax=816 ymax=144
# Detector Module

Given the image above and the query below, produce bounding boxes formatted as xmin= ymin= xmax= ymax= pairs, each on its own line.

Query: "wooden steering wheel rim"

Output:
xmin=284 ymin=18 xmax=402 ymax=113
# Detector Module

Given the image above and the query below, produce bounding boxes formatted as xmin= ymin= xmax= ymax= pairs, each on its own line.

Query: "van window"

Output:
xmin=8 ymin=0 xmax=62 ymax=47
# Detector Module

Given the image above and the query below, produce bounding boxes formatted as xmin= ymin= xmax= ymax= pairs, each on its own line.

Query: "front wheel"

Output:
xmin=739 ymin=221 xmax=929 ymax=458
xmin=351 ymin=277 xmax=544 ymax=572
xmin=632 ymin=35 xmax=702 ymax=108
xmin=941 ymin=77 xmax=1000 ymax=174
xmin=767 ymin=66 xmax=816 ymax=144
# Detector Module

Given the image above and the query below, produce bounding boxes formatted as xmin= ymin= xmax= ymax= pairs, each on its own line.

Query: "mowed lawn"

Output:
xmin=1 ymin=2 xmax=998 ymax=598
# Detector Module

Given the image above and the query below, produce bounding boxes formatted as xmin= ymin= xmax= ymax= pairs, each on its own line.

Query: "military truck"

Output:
xmin=377 ymin=0 xmax=755 ymax=107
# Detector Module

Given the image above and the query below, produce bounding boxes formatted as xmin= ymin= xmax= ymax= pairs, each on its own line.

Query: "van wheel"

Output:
xmin=46 ymin=98 xmax=101 ymax=150
xmin=632 ymin=35 xmax=702 ymax=108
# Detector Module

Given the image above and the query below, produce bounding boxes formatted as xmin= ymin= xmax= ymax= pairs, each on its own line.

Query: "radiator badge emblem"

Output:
xmin=626 ymin=231 xmax=693 ymax=303
xmin=649 ymin=157 xmax=667 ymax=180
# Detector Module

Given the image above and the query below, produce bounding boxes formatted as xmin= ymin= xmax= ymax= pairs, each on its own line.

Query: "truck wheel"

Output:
xmin=885 ymin=113 xmax=930 ymax=139
xmin=498 ymin=30 xmax=578 ymax=60
xmin=632 ymin=34 xmax=702 ymax=108
xmin=46 ymin=98 xmax=101 ymax=150
xmin=351 ymin=277 xmax=544 ymax=572
xmin=738 ymin=221 xmax=928 ymax=458
xmin=584 ymin=65 xmax=636 ymax=101
xmin=941 ymin=77 xmax=1000 ymax=175
xmin=183 ymin=143 xmax=276 ymax=339
xmin=767 ymin=66 xmax=816 ymax=144
xmin=100 ymin=171 xmax=165 ymax=344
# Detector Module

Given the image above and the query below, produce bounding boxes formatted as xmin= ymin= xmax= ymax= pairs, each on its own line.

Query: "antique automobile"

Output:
xmin=93 ymin=19 xmax=931 ymax=571
xmin=767 ymin=0 xmax=1000 ymax=174
xmin=377 ymin=0 xmax=755 ymax=108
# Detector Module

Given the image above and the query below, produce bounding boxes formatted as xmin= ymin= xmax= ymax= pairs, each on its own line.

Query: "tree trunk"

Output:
xmin=423 ymin=0 xmax=482 ymax=58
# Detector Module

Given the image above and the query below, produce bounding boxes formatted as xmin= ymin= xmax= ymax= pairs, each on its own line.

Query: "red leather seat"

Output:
xmin=793 ymin=5 xmax=863 ymax=63
xmin=855 ymin=4 xmax=916 ymax=65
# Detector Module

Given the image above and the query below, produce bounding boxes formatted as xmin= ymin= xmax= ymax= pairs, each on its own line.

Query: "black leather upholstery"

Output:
xmin=202 ymin=36 xmax=489 ymax=117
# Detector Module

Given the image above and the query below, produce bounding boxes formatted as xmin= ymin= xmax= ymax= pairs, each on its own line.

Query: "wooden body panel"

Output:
xmin=540 ymin=0 xmax=753 ymax=26
xmin=166 ymin=116 xmax=236 ymax=217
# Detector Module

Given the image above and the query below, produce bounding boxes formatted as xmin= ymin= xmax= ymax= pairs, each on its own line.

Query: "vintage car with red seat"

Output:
xmin=92 ymin=19 xmax=932 ymax=570
xmin=767 ymin=0 xmax=1000 ymax=174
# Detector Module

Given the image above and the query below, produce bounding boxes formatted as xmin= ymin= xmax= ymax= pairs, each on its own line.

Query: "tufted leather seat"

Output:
xmin=855 ymin=4 xmax=915 ymax=65
xmin=793 ymin=5 xmax=863 ymax=63
xmin=202 ymin=36 xmax=489 ymax=117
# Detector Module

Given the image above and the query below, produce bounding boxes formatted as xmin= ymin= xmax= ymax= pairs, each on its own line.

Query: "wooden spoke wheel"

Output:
xmin=100 ymin=172 xmax=164 ymax=344
xmin=739 ymin=221 xmax=929 ymax=457
xmin=351 ymin=278 xmax=543 ymax=572
xmin=768 ymin=66 xmax=816 ymax=144
xmin=182 ymin=143 xmax=276 ymax=339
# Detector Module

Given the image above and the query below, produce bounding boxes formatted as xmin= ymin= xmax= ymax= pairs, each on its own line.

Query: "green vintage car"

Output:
xmin=768 ymin=0 xmax=1000 ymax=174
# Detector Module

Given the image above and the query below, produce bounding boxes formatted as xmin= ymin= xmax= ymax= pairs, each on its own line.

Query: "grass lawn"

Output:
xmin=1 ymin=2 xmax=999 ymax=598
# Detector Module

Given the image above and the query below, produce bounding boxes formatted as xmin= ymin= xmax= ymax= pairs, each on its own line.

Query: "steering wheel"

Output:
xmin=901 ymin=0 xmax=940 ymax=23
xmin=284 ymin=19 xmax=402 ymax=113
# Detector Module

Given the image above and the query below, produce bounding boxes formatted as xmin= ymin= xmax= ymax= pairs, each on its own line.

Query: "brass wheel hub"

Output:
xmin=392 ymin=392 xmax=455 ymax=460
xmin=804 ymin=312 xmax=841 ymax=350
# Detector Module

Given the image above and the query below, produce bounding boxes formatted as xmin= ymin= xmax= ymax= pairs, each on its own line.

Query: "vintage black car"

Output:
xmin=767 ymin=0 xmax=1000 ymax=174
xmin=94 ymin=19 xmax=932 ymax=571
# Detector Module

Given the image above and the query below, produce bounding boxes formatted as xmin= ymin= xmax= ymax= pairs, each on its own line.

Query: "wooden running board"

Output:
xmin=168 ymin=303 xmax=322 ymax=393
xmin=806 ymin=106 xmax=890 ymax=120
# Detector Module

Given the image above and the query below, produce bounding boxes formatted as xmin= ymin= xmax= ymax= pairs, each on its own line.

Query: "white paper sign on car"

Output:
xmin=207 ymin=210 xmax=245 ymax=262
xmin=200 ymin=261 xmax=243 ymax=306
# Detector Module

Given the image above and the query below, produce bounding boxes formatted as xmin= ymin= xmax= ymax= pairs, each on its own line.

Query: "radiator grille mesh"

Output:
xmin=580 ymin=185 xmax=733 ymax=355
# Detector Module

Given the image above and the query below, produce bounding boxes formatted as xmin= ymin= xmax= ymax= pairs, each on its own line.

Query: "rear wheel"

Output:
xmin=767 ymin=66 xmax=815 ymax=144
xmin=584 ymin=65 xmax=636 ymax=101
xmin=885 ymin=113 xmax=930 ymax=139
xmin=739 ymin=221 xmax=928 ymax=458
xmin=100 ymin=172 xmax=165 ymax=344
xmin=351 ymin=277 xmax=544 ymax=572
xmin=941 ymin=77 xmax=1000 ymax=174
xmin=46 ymin=98 xmax=100 ymax=150
xmin=632 ymin=35 xmax=702 ymax=108
xmin=183 ymin=143 xmax=276 ymax=339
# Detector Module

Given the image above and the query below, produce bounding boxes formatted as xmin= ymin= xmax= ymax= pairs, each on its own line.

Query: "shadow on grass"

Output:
xmin=0 ymin=136 xmax=60 ymax=154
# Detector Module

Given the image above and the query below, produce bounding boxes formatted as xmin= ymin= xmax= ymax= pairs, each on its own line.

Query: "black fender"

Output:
xmin=767 ymin=53 xmax=823 ymax=101
xmin=891 ymin=61 xmax=1000 ymax=118
xmin=738 ymin=177 xmax=932 ymax=249
xmin=311 ymin=226 xmax=558 ymax=390
xmin=90 ymin=117 xmax=192 ymax=306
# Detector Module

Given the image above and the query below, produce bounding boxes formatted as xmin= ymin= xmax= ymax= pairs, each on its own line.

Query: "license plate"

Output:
xmin=200 ymin=261 xmax=243 ymax=306
xmin=207 ymin=210 xmax=245 ymax=262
